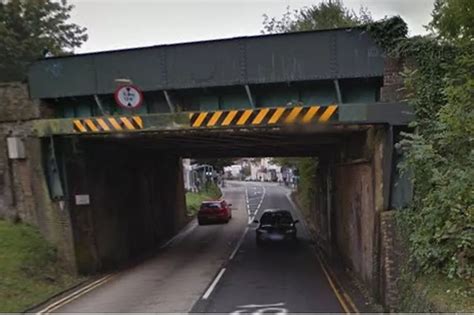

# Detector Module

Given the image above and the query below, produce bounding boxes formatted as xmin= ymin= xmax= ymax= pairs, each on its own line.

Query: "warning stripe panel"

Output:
xmin=73 ymin=116 xmax=144 ymax=133
xmin=188 ymin=105 xmax=338 ymax=128
xmin=71 ymin=105 xmax=338 ymax=133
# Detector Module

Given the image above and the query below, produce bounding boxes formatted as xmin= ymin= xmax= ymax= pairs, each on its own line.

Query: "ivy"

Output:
xmin=365 ymin=16 xmax=408 ymax=53
xmin=367 ymin=16 xmax=473 ymax=279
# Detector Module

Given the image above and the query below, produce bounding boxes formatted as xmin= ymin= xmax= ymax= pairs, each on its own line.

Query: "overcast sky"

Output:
xmin=69 ymin=0 xmax=435 ymax=54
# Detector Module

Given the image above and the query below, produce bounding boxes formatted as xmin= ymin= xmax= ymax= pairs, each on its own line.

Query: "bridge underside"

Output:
xmin=68 ymin=124 xmax=368 ymax=158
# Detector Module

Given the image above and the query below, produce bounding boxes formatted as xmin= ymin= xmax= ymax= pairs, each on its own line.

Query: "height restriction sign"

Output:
xmin=114 ymin=85 xmax=143 ymax=109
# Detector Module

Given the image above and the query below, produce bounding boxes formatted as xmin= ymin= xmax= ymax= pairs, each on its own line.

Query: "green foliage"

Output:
xmin=365 ymin=16 xmax=408 ymax=53
xmin=269 ymin=157 xmax=298 ymax=168
xmin=185 ymin=182 xmax=222 ymax=216
xmin=397 ymin=42 xmax=474 ymax=278
xmin=0 ymin=0 xmax=87 ymax=82
xmin=0 ymin=220 xmax=82 ymax=312
xmin=368 ymin=2 xmax=474 ymax=279
xmin=430 ymin=0 xmax=474 ymax=41
xmin=271 ymin=157 xmax=318 ymax=210
xmin=262 ymin=0 xmax=372 ymax=34
xmin=295 ymin=157 xmax=318 ymax=211
xmin=203 ymin=181 xmax=222 ymax=199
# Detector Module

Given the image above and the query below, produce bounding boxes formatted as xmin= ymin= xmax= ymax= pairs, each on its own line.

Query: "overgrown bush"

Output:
xmin=368 ymin=13 xmax=473 ymax=279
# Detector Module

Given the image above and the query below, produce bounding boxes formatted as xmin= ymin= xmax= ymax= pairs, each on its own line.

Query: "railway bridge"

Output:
xmin=1 ymin=26 xmax=412 ymax=307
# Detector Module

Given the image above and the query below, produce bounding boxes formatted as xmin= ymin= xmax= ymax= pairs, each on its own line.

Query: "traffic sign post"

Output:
xmin=114 ymin=85 xmax=143 ymax=110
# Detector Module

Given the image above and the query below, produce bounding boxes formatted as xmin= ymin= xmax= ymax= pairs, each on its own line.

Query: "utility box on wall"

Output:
xmin=7 ymin=137 xmax=26 ymax=159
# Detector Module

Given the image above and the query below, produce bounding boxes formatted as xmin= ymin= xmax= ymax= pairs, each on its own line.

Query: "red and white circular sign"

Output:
xmin=114 ymin=85 xmax=143 ymax=109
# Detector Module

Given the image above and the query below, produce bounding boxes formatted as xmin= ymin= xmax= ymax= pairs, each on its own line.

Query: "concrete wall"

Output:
xmin=62 ymin=140 xmax=187 ymax=273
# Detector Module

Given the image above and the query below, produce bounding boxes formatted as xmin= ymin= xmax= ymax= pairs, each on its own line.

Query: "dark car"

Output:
xmin=254 ymin=209 xmax=299 ymax=245
xmin=198 ymin=200 xmax=232 ymax=225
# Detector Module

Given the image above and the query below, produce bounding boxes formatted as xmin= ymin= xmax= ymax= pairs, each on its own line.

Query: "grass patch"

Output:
xmin=186 ymin=183 xmax=222 ymax=216
xmin=399 ymin=271 xmax=473 ymax=312
xmin=417 ymin=274 xmax=473 ymax=312
xmin=0 ymin=220 xmax=84 ymax=312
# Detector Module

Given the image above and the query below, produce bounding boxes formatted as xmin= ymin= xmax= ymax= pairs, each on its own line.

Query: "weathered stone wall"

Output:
xmin=380 ymin=210 xmax=403 ymax=311
xmin=0 ymin=82 xmax=77 ymax=270
xmin=0 ymin=82 xmax=39 ymax=122
xmin=303 ymin=126 xmax=393 ymax=307
xmin=380 ymin=57 xmax=405 ymax=103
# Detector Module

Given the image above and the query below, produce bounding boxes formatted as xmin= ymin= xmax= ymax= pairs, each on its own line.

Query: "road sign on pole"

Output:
xmin=114 ymin=85 xmax=143 ymax=109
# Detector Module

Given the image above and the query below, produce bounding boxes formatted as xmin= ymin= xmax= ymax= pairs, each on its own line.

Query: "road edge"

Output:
xmin=26 ymin=216 xmax=200 ymax=314
xmin=283 ymin=188 xmax=361 ymax=314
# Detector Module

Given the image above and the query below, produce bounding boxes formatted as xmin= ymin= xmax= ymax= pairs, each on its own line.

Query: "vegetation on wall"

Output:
xmin=366 ymin=1 xmax=473 ymax=281
xmin=266 ymin=0 xmax=472 ymax=293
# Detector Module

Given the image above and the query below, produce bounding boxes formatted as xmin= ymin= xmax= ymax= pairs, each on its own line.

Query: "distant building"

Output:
xmin=223 ymin=164 xmax=242 ymax=178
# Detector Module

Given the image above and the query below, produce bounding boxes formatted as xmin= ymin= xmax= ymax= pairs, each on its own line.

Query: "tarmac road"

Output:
xmin=191 ymin=181 xmax=343 ymax=313
xmin=49 ymin=181 xmax=345 ymax=313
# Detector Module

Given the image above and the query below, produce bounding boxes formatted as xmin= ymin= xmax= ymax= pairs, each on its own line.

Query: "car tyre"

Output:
xmin=198 ymin=218 xmax=206 ymax=225
xmin=256 ymin=235 xmax=263 ymax=247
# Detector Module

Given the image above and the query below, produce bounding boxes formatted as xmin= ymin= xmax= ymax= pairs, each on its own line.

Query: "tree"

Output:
xmin=0 ymin=0 xmax=88 ymax=82
xmin=192 ymin=158 xmax=236 ymax=172
xmin=262 ymin=0 xmax=372 ymax=34
xmin=429 ymin=0 xmax=474 ymax=42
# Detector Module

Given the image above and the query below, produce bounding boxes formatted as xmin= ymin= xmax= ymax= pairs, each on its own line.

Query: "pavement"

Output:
xmin=47 ymin=181 xmax=347 ymax=313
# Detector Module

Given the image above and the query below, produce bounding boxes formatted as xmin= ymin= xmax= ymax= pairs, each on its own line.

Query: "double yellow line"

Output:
xmin=315 ymin=251 xmax=360 ymax=314
xmin=35 ymin=274 xmax=115 ymax=314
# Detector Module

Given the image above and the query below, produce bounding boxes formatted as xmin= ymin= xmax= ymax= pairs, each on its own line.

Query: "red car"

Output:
xmin=198 ymin=200 xmax=232 ymax=225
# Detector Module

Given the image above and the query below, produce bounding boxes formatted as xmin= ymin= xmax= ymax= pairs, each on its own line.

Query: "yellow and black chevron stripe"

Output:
xmin=188 ymin=105 xmax=338 ymax=128
xmin=73 ymin=116 xmax=143 ymax=133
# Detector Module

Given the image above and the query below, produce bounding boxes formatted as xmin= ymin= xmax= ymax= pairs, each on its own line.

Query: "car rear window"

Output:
xmin=261 ymin=212 xmax=293 ymax=224
xmin=200 ymin=202 xmax=220 ymax=209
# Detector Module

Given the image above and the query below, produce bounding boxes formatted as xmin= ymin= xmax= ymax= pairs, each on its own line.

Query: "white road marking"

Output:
xmin=202 ymin=268 xmax=226 ymax=300
xmin=239 ymin=302 xmax=285 ymax=308
xmin=231 ymin=302 xmax=288 ymax=315
xmin=248 ymin=185 xmax=266 ymax=224
xmin=229 ymin=227 xmax=249 ymax=260
xmin=254 ymin=307 xmax=287 ymax=315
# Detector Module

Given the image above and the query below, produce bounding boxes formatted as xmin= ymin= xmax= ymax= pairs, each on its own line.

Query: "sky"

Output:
xmin=69 ymin=0 xmax=435 ymax=54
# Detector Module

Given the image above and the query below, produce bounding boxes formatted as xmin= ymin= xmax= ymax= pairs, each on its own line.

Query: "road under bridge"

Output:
xmin=0 ymin=25 xmax=412 ymax=310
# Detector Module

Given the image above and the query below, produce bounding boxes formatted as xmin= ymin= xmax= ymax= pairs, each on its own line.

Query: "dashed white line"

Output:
xmin=229 ymin=227 xmax=249 ymax=260
xmin=202 ymin=268 xmax=226 ymax=300
xmin=246 ymin=185 xmax=266 ymax=224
